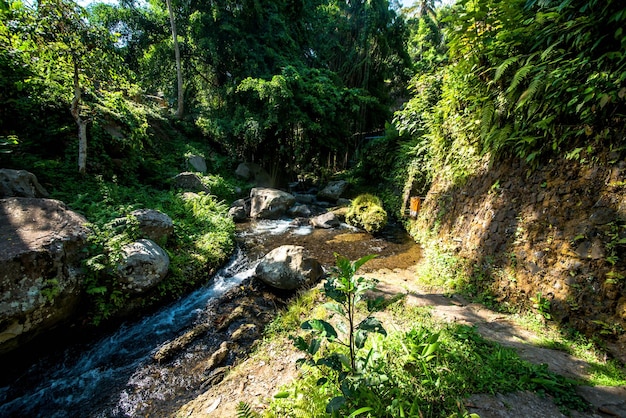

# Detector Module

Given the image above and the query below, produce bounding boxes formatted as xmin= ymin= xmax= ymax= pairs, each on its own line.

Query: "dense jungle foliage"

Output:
xmin=1 ymin=0 xmax=625 ymax=324
xmin=2 ymin=0 xmax=625 ymax=197
xmin=2 ymin=1 xmax=626 ymax=415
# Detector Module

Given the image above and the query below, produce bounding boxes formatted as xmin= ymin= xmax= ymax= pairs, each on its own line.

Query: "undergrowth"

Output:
xmin=260 ymin=256 xmax=593 ymax=418
xmin=267 ymin=304 xmax=590 ymax=417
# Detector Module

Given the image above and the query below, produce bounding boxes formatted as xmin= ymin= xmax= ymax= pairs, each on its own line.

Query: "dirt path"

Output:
xmin=175 ymin=264 xmax=626 ymax=418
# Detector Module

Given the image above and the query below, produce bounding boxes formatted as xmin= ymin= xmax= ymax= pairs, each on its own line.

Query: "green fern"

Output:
xmin=494 ymin=56 xmax=519 ymax=81
xmin=516 ymin=75 xmax=545 ymax=109
xmin=236 ymin=401 xmax=260 ymax=418
xmin=506 ymin=62 xmax=534 ymax=94
xmin=480 ymin=101 xmax=495 ymax=140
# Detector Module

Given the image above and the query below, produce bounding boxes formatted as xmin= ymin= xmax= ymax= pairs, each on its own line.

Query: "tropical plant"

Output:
xmin=291 ymin=253 xmax=386 ymax=416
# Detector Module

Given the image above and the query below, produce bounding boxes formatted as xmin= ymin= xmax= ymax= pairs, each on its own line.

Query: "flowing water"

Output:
xmin=0 ymin=218 xmax=419 ymax=417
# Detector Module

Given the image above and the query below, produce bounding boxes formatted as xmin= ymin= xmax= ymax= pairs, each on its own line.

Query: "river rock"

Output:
xmin=172 ymin=172 xmax=210 ymax=194
xmin=187 ymin=155 xmax=207 ymax=174
xmin=235 ymin=162 xmax=273 ymax=187
xmin=116 ymin=239 xmax=170 ymax=294
xmin=249 ymin=188 xmax=295 ymax=219
xmin=255 ymin=245 xmax=323 ymax=290
xmin=288 ymin=203 xmax=316 ymax=218
xmin=317 ymin=180 xmax=348 ymax=202
xmin=205 ymin=341 xmax=231 ymax=371
xmin=310 ymin=212 xmax=340 ymax=229
xmin=228 ymin=198 xmax=250 ymax=222
xmin=0 ymin=169 xmax=49 ymax=198
xmin=293 ymin=193 xmax=317 ymax=204
xmin=130 ymin=209 xmax=174 ymax=244
xmin=0 ymin=197 xmax=89 ymax=355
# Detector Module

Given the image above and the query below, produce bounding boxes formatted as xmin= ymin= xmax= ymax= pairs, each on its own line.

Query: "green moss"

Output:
xmin=345 ymin=193 xmax=388 ymax=234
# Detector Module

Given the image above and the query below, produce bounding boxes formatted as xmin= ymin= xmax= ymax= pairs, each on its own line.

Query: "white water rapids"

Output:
xmin=0 ymin=247 xmax=257 ymax=418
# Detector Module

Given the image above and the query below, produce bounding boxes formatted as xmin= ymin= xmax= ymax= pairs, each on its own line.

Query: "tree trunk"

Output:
xmin=166 ymin=0 xmax=184 ymax=119
xmin=70 ymin=60 xmax=88 ymax=175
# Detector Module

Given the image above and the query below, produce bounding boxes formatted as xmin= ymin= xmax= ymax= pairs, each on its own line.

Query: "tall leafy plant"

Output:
xmin=291 ymin=253 xmax=387 ymax=416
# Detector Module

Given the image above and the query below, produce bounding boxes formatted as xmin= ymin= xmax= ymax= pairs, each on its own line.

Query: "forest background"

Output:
xmin=1 ymin=0 xmax=626 ymax=415
xmin=1 ymin=0 xmax=625 ymax=329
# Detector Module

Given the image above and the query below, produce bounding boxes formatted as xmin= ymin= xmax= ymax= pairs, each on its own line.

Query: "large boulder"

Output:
xmin=130 ymin=209 xmax=174 ymax=244
xmin=172 ymin=172 xmax=210 ymax=194
xmin=0 ymin=198 xmax=89 ymax=354
xmin=255 ymin=245 xmax=323 ymax=290
xmin=0 ymin=169 xmax=49 ymax=198
xmin=249 ymin=188 xmax=295 ymax=219
xmin=116 ymin=239 xmax=170 ymax=294
xmin=345 ymin=194 xmax=388 ymax=234
xmin=235 ymin=162 xmax=273 ymax=187
xmin=317 ymin=180 xmax=348 ymax=202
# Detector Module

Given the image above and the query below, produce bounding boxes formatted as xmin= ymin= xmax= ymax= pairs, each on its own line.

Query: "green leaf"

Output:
xmin=323 ymin=302 xmax=346 ymax=316
xmin=302 ymin=319 xmax=338 ymax=340
xmin=326 ymin=396 xmax=347 ymax=413
xmin=352 ymin=253 xmax=378 ymax=272
xmin=273 ymin=391 xmax=290 ymax=399
xmin=308 ymin=338 xmax=321 ymax=356
xmin=349 ymin=407 xmax=374 ymax=417
xmin=357 ymin=317 xmax=387 ymax=336
xmin=317 ymin=354 xmax=343 ymax=372
xmin=324 ymin=278 xmax=347 ymax=303
xmin=291 ymin=335 xmax=309 ymax=352
xmin=421 ymin=341 xmax=441 ymax=359
xmin=355 ymin=329 xmax=368 ymax=349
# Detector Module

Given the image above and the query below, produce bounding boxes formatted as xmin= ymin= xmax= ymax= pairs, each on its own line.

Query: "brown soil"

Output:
xmin=175 ymin=262 xmax=626 ymax=418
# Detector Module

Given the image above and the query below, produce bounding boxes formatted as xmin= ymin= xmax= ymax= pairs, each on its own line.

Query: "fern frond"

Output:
xmin=540 ymin=40 xmax=562 ymax=60
xmin=480 ymin=101 xmax=495 ymax=140
xmin=516 ymin=75 xmax=545 ymax=109
xmin=494 ymin=56 xmax=520 ymax=81
xmin=507 ymin=64 xmax=533 ymax=94
xmin=236 ymin=401 xmax=259 ymax=418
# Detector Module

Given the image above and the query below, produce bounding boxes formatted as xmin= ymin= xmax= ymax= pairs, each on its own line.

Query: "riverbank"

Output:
xmin=177 ymin=259 xmax=626 ymax=417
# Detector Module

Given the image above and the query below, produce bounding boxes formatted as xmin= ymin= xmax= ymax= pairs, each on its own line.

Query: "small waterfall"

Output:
xmin=0 ymin=247 xmax=257 ymax=418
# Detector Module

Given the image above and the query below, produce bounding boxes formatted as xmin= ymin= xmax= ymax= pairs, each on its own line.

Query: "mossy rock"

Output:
xmin=345 ymin=194 xmax=388 ymax=234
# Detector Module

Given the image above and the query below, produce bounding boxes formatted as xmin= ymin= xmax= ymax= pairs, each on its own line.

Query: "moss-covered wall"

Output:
xmin=410 ymin=153 xmax=626 ymax=361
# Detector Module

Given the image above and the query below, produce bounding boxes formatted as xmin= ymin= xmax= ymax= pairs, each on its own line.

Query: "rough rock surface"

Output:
xmin=249 ymin=187 xmax=295 ymax=220
xmin=287 ymin=203 xmax=318 ymax=218
xmin=255 ymin=245 xmax=323 ymax=290
xmin=187 ymin=155 xmax=207 ymax=174
xmin=228 ymin=198 xmax=250 ymax=223
xmin=0 ymin=169 xmax=49 ymax=198
xmin=0 ymin=197 xmax=89 ymax=354
xmin=116 ymin=239 xmax=170 ymax=294
xmin=130 ymin=209 xmax=174 ymax=244
xmin=317 ymin=179 xmax=348 ymax=202
xmin=411 ymin=154 xmax=626 ymax=359
xmin=310 ymin=211 xmax=340 ymax=229
xmin=172 ymin=172 xmax=210 ymax=194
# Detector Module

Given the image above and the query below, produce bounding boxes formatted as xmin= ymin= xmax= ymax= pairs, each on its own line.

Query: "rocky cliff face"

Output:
xmin=411 ymin=153 xmax=626 ymax=361
xmin=0 ymin=197 xmax=90 ymax=354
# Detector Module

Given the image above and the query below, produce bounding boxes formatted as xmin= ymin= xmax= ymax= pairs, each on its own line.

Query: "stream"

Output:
xmin=0 ymin=217 xmax=419 ymax=417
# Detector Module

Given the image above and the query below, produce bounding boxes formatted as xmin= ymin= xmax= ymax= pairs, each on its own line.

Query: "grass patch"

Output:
xmin=263 ymin=265 xmax=591 ymax=418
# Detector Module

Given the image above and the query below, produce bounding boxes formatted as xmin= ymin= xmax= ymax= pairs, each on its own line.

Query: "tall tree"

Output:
xmin=165 ymin=0 xmax=184 ymax=118
xmin=37 ymin=0 xmax=103 ymax=173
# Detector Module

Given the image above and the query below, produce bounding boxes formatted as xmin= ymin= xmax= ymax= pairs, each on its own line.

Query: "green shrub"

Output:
xmin=346 ymin=194 xmax=388 ymax=234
